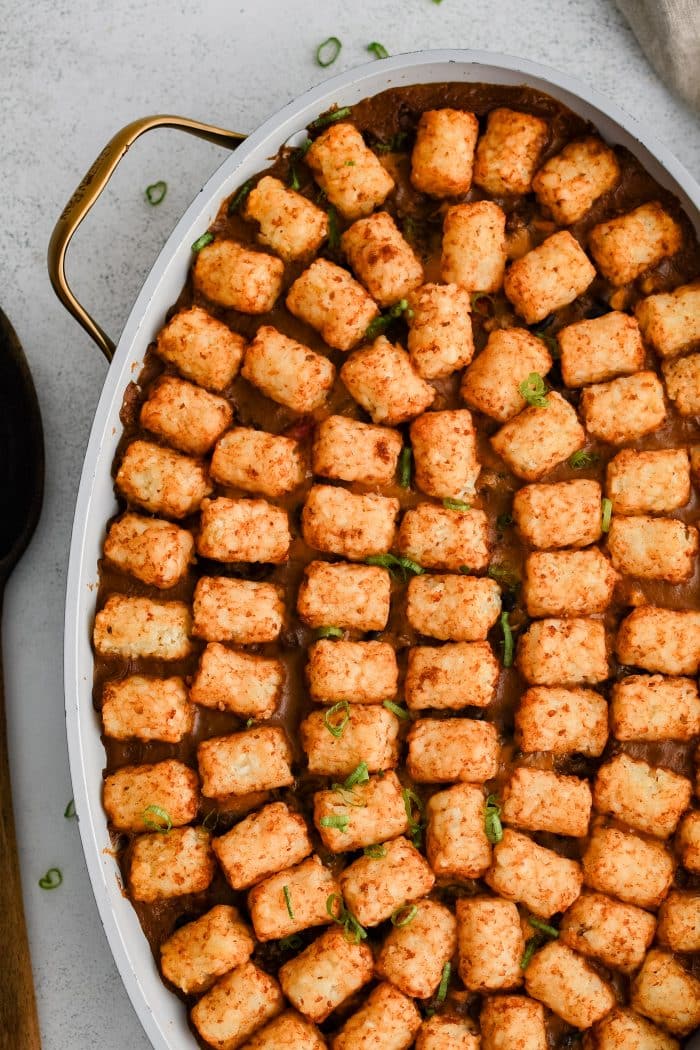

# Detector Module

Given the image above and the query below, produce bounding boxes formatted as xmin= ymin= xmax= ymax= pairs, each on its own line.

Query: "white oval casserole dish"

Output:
xmin=62 ymin=49 xmax=700 ymax=1050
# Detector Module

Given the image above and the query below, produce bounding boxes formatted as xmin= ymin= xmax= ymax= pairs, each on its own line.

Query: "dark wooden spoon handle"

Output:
xmin=0 ymin=590 xmax=42 ymax=1050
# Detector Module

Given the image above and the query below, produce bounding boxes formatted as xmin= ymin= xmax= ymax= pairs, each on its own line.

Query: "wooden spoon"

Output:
xmin=0 ymin=307 xmax=44 ymax=1050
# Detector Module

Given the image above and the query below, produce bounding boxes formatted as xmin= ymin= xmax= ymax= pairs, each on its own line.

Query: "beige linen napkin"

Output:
xmin=616 ymin=0 xmax=700 ymax=111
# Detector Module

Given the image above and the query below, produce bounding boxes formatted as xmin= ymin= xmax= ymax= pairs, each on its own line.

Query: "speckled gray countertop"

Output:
xmin=1 ymin=1 xmax=697 ymax=1046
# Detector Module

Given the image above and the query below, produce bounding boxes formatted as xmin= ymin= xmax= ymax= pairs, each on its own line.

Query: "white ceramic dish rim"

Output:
xmin=64 ymin=48 xmax=700 ymax=1050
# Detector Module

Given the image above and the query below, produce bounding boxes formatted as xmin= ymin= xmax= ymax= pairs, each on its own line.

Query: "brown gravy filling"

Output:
xmin=94 ymin=82 xmax=700 ymax=1046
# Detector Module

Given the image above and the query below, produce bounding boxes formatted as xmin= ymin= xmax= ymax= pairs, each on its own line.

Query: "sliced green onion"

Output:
xmin=367 ymin=41 xmax=389 ymax=59
xmin=308 ymin=106 xmax=352 ymax=132
xmin=501 ymin=611 xmax=514 ymax=668
xmin=458 ymin=565 xmax=473 ymax=575
xmin=324 ymin=701 xmax=350 ymax=738
xmin=520 ymin=936 xmax=540 ymax=970
xmin=443 ymin=498 xmax=471 ymax=511
xmin=364 ymin=843 xmax=387 ymax=858
xmin=245 ymin=717 xmax=255 ymax=728
xmin=528 ymin=915 xmax=559 ymax=938
xmin=398 ymin=447 xmax=412 ymax=488
xmin=327 ymin=893 xmax=345 ymax=922
xmin=402 ymin=787 xmax=424 ymax=847
xmin=278 ymin=934 xmax=302 ymax=950
xmin=283 ymin=884 xmax=294 ymax=919
xmin=288 ymin=163 xmax=301 ymax=192
xmin=316 ymin=36 xmax=342 ymax=67
xmin=331 ymin=783 xmax=367 ymax=807
xmin=145 ymin=180 xmax=167 ymax=206
xmin=365 ymin=553 xmax=424 ymax=579
xmin=38 ymin=867 xmax=62 ymax=890
xmin=374 ymin=132 xmax=409 ymax=153
xmin=487 ymin=563 xmax=520 ymax=589
xmin=191 ymin=231 xmax=214 ymax=253
xmin=365 ymin=298 xmax=410 ymax=339
xmin=470 ymin=292 xmax=494 ymax=315
xmin=383 ymin=700 xmax=411 ymax=720
xmin=327 ymin=205 xmax=340 ymax=250
xmin=344 ymin=761 xmax=370 ymax=788
xmin=288 ymin=140 xmax=312 ymax=191
xmin=518 ymin=372 xmax=549 ymax=408
xmin=326 ymin=893 xmax=367 ymax=943
xmin=601 ymin=498 xmax=613 ymax=533
xmin=64 ymin=799 xmax=76 ymax=819
xmin=316 ymin=626 xmax=344 ymax=640
xmin=569 ymin=449 xmax=599 ymax=469
xmin=391 ymin=903 xmax=418 ymax=927
xmin=202 ymin=809 xmax=219 ymax=831
xmin=143 ymin=804 xmax=172 ymax=833
xmin=484 ymin=794 xmax=503 ymax=845
xmin=320 ymin=814 xmax=350 ymax=832
xmin=228 ymin=179 xmax=254 ymax=215
xmin=436 ymin=961 xmax=451 ymax=1003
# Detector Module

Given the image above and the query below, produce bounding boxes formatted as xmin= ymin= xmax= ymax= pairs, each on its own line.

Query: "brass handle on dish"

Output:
xmin=47 ymin=115 xmax=246 ymax=363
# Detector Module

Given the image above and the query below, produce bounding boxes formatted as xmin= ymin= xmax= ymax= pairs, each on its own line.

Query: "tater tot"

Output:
xmin=307 ymin=639 xmax=398 ymax=704
xmin=461 ymin=327 xmax=552 ymax=423
xmin=103 ymin=759 xmax=199 ymax=832
xmin=377 ymin=899 xmax=457 ymax=998
xmin=155 ymin=305 xmax=245 ymax=392
xmin=502 ymin=767 xmax=592 ymax=837
xmin=279 ymin=926 xmax=373 ymax=1022
xmin=580 ymin=371 xmax=666 ymax=445
xmin=559 ymin=892 xmax=656 ymax=974
xmin=301 ymin=484 xmax=399 ymax=560
xmin=523 ymin=548 xmax=618 ymax=617
xmin=532 ymin=136 xmax=620 ymax=225
xmin=417 ymin=1017 xmax=480 ymax=1050
xmin=197 ymin=497 xmax=291 ymax=564
xmin=513 ymin=479 xmax=602 ymax=549
xmin=93 ymin=595 xmax=193 ymax=661
xmin=589 ymin=201 xmax=683 ymax=286
xmin=331 ymin=981 xmax=421 ymax=1050
xmin=313 ymin=771 xmax=408 ymax=852
xmin=407 ymin=574 xmax=501 ymax=642
xmin=160 ymin=905 xmax=254 ymax=995
xmin=678 ymin=811 xmax=700 ymax=873
xmin=190 ymin=643 xmax=284 ymax=719
xmin=240 ymin=1011 xmax=326 ymax=1050
xmin=398 ymin=504 xmax=490 ymax=573
xmin=197 ymin=727 xmax=294 ymax=798
xmin=296 ymin=560 xmax=391 ymax=631
xmin=474 ymin=108 xmax=548 ymax=196
xmin=504 ymin=231 xmax=596 ymax=324
xmin=558 ymin=310 xmax=645 ymax=388
xmin=129 ymin=827 xmax=215 ymax=902
xmin=190 ymin=961 xmax=284 ymax=1050
xmin=116 ymin=439 xmax=212 ymax=519
xmin=480 ymin=996 xmax=547 ymax=1050
xmin=312 ymin=415 xmax=402 ymax=484
xmin=441 ymin=202 xmax=507 ymax=293
xmin=340 ymin=337 xmax=436 ymax=425
xmin=300 ymin=705 xmax=399 ymax=776
xmin=662 ymin=352 xmax=700 ymax=416
xmin=657 ymin=891 xmax=700 ymax=952
xmin=103 ymin=513 xmax=194 ymax=589
xmin=635 ymin=279 xmax=700 ymax=359
xmin=306 ymin=122 xmax=394 ymax=220
xmin=410 ymin=108 xmax=479 ymax=197
xmin=241 ymin=325 xmax=335 ymax=413
xmin=341 ymin=210 xmax=423 ymax=307
xmin=426 ymin=783 xmax=492 ymax=879
xmin=407 ymin=717 xmax=499 ymax=783
xmin=247 ymin=855 xmax=340 ymax=942
xmin=517 ymin=617 xmax=608 ymax=686
xmin=212 ymin=802 xmax=312 ymax=891
xmin=410 ymin=410 xmax=480 ymax=500
xmin=524 ymin=940 xmax=615 ymax=1029
xmin=582 ymin=826 xmax=674 ymax=909
xmin=584 ymin=1007 xmax=680 ymax=1050
xmin=616 ymin=606 xmax=700 ymax=676
xmin=406 ymin=283 xmax=474 ymax=379
xmin=631 ymin=949 xmax=700 ymax=1037
xmin=593 ymin=753 xmax=692 ymax=839
xmin=490 ymin=391 xmax=586 ymax=481
xmin=610 ymin=674 xmax=700 ymax=742
xmin=193 ymin=239 xmax=284 ymax=313
xmin=140 ymin=375 xmax=233 ymax=456
xmin=515 ymin=686 xmax=608 ymax=757
xmin=339 ymin=836 xmax=435 ymax=927
xmin=101 ymin=675 xmax=195 ymax=743
xmin=486 ymin=828 xmax=583 ymax=918
xmin=192 ymin=577 xmax=284 ymax=644
xmin=243 ymin=175 xmax=328 ymax=260
xmin=406 ymin=641 xmax=499 ymax=711
xmin=605 ymin=448 xmax=691 ymax=514
xmin=210 ymin=427 xmax=306 ymax=499
xmin=286 ymin=258 xmax=379 ymax=351
xmin=456 ymin=896 xmax=525 ymax=992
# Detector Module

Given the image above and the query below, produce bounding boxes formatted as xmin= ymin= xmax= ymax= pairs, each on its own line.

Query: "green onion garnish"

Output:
xmin=470 ymin=292 xmax=494 ymax=315
xmin=316 ymin=36 xmax=342 ymax=67
xmin=145 ymin=181 xmax=167 ymax=206
xmin=501 ymin=611 xmax=514 ymax=668
xmin=364 ymin=843 xmax=387 ymax=858
xmin=601 ymin=498 xmax=613 ymax=532
xmin=38 ymin=867 xmax=62 ymax=890
xmin=278 ymin=934 xmax=302 ymax=950
xmin=327 ymin=205 xmax=340 ymax=250
xmin=436 ymin=961 xmax=451 ymax=1003
xmin=320 ymin=814 xmax=350 ymax=832
xmin=391 ymin=903 xmax=418 ymax=927
xmin=288 ymin=163 xmax=301 ymax=192
xmin=316 ymin=626 xmax=344 ymax=640
xmin=191 ymin=231 xmax=214 ymax=253
xmin=367 ymin=42 xmax=389 ymax=59
xmin=443 ymin=498 xmax=471 ymax=511
xmin=228 ymin=179 xmax=254 ymax=215
xmin=288 ymin=140 xmax=312 ymax=191
xmin=64 ymin=799 xmax=76 ymax=819
xmin=344 ymin=761 xmax=370 ymax=788
xmin=383 ymin=700 xmax=410 ymax=720
xmin=484 ymin=794 xmax=503 ymax=845
xmin=143 ymin=805 xmax=172 ymax=833
xmin=202 ymin=810 xmax=219 ymax=831
xmin=365 ymin=553 xmax=424 ymax=579
xmin=331 ymin=784 xmax=367 ymax=807
xmin=487 ymin=563 xmax=520 ymax=590
xmin=398 ymin=447 xmax=412 ymax=488
xmin=520 ymin=937 xmax=540 ymax=970
xmin=245 ymin=718 xmax=255 ymax=728
xmin=458 ymin=566 xmax=473 ymax=575
xmin=326 ymin=893 xmax=367 ymax=943
xmin=528 ymin=915 xmax=559 ymax=938
xmin=518 ymin=372 xmax=549 ymax=408
xmin=365 ymin=298 xmax=411 ymax=339
xmin=402 ymin=787 xmax=424 ymax=847
xmin=569 ymin=449 xmax=599 ymax=469
xmin=374 ymin=132 xmax=409 ymax=153
xmin=283 ymin=884 xmax=294 ymax=919
xmin=308 ymin=106 xmax=352 ymax=133
xmin=324 ymin=701 xmax=350 ymax=739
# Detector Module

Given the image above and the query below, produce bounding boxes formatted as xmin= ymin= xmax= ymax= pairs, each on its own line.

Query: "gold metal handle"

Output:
xmin=48 ymin=115 xmax=246 ymax=362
